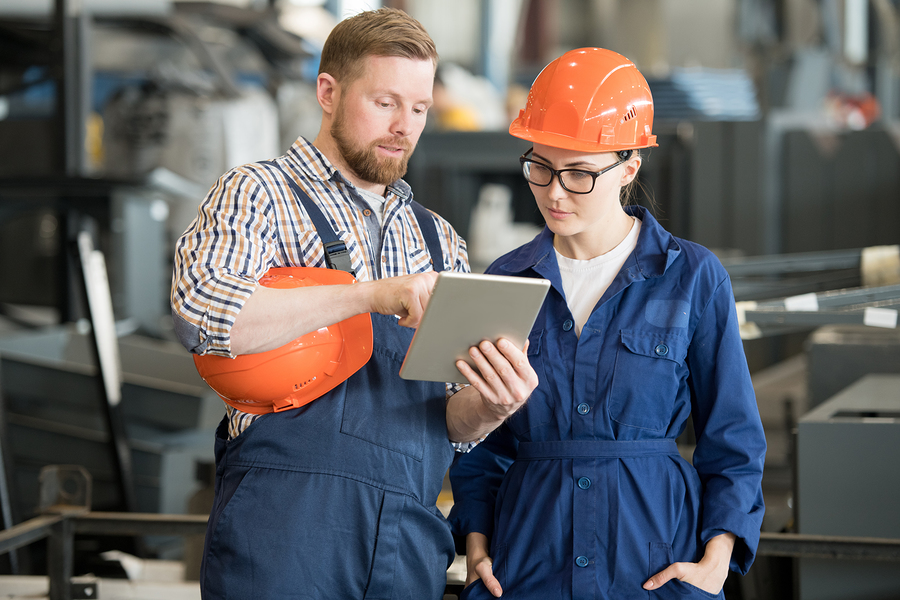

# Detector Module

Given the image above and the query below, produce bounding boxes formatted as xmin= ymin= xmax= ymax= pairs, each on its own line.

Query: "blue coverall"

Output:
xmin=449 ymin=206 xmax=766 ymax=599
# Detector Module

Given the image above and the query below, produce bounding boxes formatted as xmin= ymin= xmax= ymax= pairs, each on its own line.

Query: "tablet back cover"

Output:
xmin=399 ymin=272 xmax=550 ymax=383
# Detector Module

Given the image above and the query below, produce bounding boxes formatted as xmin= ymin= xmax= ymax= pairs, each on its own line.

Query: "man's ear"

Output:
xmin=317 ymin=73 xmax=339 ymax=115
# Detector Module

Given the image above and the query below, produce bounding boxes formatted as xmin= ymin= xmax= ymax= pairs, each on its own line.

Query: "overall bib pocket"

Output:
xmin=340 ymin=336 xmax=432 ymax=460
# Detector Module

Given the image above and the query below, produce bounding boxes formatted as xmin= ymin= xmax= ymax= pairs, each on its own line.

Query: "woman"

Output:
xmin=449 ymin=48 xmax=766 ymax=599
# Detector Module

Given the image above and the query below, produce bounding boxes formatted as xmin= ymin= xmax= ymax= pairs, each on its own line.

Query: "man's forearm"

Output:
xmin=229 ymin=271 xmax=438 ymax=356
xmin=230 ymin=283 xmax=368 ymax=355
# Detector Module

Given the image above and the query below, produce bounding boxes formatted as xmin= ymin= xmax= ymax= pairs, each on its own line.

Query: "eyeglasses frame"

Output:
xmin=518 ymin=147 xmax=633 ymax=195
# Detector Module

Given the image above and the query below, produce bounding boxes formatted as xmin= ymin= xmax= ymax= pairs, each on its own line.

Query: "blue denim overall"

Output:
xmin=200 ymin=176 xmax=455 ymax=599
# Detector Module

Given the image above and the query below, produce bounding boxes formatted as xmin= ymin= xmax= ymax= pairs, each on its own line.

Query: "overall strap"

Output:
xmin=267 ymin=161 xmax=355 ymax=276
xmin=268 ymin=160 xmax=446 ymax=275
xmin=409 ymin=201 xmax=445 ymax=273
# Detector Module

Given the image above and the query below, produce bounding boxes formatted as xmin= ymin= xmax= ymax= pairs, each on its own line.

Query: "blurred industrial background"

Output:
xmin=0 ymin=0 xmax=898 ymax=598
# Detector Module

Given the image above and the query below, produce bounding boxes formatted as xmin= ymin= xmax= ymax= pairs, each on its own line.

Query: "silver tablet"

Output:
xmin=399 ymin=271 xmax=551 ymax=383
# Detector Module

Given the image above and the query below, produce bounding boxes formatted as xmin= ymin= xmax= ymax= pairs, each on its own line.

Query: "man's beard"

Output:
xmin=331 ymin=103 xmax=413 ymax=186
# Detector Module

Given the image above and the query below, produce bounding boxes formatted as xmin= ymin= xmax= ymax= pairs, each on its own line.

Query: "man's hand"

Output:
xmin=465 ymin=532 xmax=503 ymax=597
xmin=360 ymin=270 xmax=438 ymax=328
xmin=643 ymin=532 xmax=735 ymax=594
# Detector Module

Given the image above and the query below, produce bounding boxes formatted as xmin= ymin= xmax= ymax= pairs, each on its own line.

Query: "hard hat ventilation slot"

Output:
xmin=294 ymin=376 xmax=317 ymax=390
xmin=622 ymin=106 xmax=637 ymax=123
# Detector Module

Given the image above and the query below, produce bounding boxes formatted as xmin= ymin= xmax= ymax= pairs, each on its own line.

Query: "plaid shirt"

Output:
xmin=172 ymin=136 xmax=472 ymax=442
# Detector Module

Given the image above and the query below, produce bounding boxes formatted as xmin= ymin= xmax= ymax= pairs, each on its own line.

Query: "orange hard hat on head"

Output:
xmin=510 ymin=48 xmax=658 ymax=153
xmin=193 ymin=267 xmax=373 ymax=415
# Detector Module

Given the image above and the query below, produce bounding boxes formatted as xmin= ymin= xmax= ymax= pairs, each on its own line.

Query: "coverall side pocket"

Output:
xmin=648 ymin=542 xmax=723 ymax=599
xmin=201 ymin=466 xmax=254 ymax=598
xmin=459 ymin=544 xmax=506 ymax=600
xmin=364 ymin=492 xmax=406 ymax=600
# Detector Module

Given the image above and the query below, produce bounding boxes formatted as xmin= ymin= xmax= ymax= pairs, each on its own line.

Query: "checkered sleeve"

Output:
xmin=171 ymin=168 xmax=275 ymax=357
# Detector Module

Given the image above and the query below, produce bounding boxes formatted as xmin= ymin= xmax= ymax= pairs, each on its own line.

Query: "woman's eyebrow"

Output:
xmin=531 ymin=152 xmax=598 ymax=169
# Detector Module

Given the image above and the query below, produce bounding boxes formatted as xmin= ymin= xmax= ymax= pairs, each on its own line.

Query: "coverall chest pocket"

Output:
xmin=608 ymin=330 xmax=688 ymax=431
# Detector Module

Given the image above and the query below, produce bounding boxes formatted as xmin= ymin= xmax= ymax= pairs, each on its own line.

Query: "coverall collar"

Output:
xmin=495 ymin=205 xmax=681 ymax=284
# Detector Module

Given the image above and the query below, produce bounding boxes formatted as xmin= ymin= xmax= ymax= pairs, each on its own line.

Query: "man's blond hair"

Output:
xmin=318 ymin=7 xmax=438 ymax=87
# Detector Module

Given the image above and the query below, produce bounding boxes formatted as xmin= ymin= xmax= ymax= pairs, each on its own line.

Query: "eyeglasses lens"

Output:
xmin=522 ymin=161 xmax=594 ymax=194
xmin=560 ymin=171 xmax=594 ymax=193
xmin=523 ymin=162 xmax=551 ymax=186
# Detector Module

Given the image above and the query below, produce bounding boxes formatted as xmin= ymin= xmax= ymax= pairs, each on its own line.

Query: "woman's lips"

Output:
xmin=546 ymin=207 xmax=572 ymax=219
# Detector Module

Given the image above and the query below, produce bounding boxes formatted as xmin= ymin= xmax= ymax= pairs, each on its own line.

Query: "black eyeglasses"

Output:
xmin=519 ymin=148 xmax=632 ymax=194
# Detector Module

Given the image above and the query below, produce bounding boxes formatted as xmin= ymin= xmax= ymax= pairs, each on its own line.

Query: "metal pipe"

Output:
xmin=0 ymin=514 xmax=64 ymax=555
xmin=758 ymin=532 xmax=900 ymax=561
xmin=0 ymin=375 xmax=20 ymax=573
xmin=48 ymin=516 xmax=75 ymax=600
xmin=55 ymin=0 xmax=92 ymax=177
xmin=72 ymin=511 xmax=208 ymax=536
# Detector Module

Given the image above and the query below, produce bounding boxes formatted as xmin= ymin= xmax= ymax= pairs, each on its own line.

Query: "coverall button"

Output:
xmin=654 ymin=343 xmax=669 ymax=356
xmin=577 ymin=477 xmax=591 ymax=490
xmin=562 ymin=319 xmax=574 ymax=331
xmin=577 ymin=403 xmax=590 ymax=415
xmin=575 ymin=556 xmax=589 ymax=568
xmin=363 ymin=209 xmax=372 ymax=217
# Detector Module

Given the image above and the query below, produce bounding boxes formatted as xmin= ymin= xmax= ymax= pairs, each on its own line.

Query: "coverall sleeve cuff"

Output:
xmin=447 ymin=499 xmax=495 ymax=554
xmin=701 ymin=505 xmax=764 ymax=575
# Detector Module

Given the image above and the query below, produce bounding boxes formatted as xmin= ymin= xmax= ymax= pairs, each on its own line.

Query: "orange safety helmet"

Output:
xmin=510 ymin=48 xmax=658 ymax=153
xmin=193 ymin=267 xmax=373 ymax=414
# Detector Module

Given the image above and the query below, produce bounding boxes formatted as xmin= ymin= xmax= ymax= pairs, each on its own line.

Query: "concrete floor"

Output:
xmin=0 ymin=575 xmax=199 ymax=600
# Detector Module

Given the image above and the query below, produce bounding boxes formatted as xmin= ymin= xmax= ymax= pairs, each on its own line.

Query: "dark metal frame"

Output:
xmin=1 ymin=511 xmax=207 ymax=600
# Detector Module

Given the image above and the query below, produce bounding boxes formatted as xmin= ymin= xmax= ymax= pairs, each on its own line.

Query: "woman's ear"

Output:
xmin=620 ymin=154 xmax=642 ymax=186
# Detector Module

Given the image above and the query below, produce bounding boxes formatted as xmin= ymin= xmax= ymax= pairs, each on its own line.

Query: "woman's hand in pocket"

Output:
xmin=643 ymin=532 xmax=735 ymax=594
xmin=465 ymin=532 xmax=503 ymax=597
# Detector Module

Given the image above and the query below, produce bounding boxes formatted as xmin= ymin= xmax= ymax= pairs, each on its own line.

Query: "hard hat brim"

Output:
xmin=509 ymin=121 xmax=658 ymax=154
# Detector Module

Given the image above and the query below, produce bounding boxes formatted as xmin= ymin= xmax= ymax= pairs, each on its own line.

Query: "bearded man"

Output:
xmin=171 ymin=8 xmax=536 ymax=600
